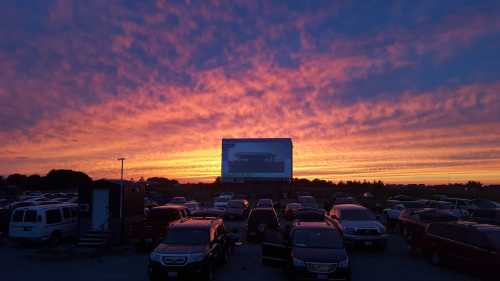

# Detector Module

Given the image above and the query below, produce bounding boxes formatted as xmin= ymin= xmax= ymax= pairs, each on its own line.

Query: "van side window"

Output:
xmin=12 ymin=210 xmax=24 ymax=222
xmin=62 ymin=208 xmax=71 ymax=219
xmin=24 ymin=210 xmax=37 ymax=222
xmin=46 ymin=209 xmax=62 ymax=224
xmin=71 ymin=207 xmax=79 ymax=217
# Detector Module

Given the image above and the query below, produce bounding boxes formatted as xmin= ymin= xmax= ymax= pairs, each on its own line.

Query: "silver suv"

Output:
xmin=329 ymin=204 xmax=387 ymax=250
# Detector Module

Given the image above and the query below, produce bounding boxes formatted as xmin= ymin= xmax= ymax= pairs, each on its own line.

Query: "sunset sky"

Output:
xmin=1 ymin=0 xmax=500 ymax=184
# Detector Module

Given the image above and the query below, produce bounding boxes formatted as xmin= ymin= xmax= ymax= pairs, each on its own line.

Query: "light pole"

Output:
xmin=118 ymin=157 xmax=125 ymax=243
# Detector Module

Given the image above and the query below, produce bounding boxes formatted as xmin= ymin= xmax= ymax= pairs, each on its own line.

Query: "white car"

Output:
xmin=329 ymin=204 xmax=387 ymax=250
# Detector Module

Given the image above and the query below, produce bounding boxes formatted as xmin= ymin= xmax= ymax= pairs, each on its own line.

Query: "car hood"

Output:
xmin=154 ymin=244 xmax=208 ymax=254
xmin=292 ymin=247 xmax=347 ymax=263
xmin=341 ymin=220 xmax=383 ymax=229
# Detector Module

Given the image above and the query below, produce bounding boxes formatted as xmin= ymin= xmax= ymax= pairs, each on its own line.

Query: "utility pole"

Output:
xmin=118 ymin=157 xmax=126 ymax=243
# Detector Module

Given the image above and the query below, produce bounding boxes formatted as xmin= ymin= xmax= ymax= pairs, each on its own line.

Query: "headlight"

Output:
xmin=338 ymin=257 xmax=349 ymax=268
xmin=189 ymin=252 xmax=205 ymax=262
xmin=149 ymin=252 xmax=162 ymax=262
xmin=344 ymin=227 xmax=355 ymax=234
xmin=292 ymin=257 xmax=306 ymax=267
xmin=378 ymin=225 xmax=386 ymax=234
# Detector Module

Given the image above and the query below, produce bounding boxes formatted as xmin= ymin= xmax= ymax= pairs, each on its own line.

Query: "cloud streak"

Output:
xmin=1 ymin=0 xmax=500 ymax=183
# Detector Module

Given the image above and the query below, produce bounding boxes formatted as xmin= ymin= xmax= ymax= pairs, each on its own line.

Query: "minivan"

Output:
xmin=9 ymin=203 xmax=78 ymax=244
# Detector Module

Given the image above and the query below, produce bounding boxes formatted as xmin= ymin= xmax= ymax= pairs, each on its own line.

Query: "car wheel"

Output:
xmin=430 ymin=250 xmax=441 ymax=266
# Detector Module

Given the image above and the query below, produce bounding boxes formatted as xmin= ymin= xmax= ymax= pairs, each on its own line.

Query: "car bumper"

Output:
xmin=343 ymin=234 xmax=387 ymax=246
xmin=148 ymin=260 xmax=207 ymax=280
xmin=291 ymin=267 xmax=351 ymax=281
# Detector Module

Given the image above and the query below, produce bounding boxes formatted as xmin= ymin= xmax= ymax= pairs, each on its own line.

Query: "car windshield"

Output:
xmin=484 ymin=230 xmax=500 ymax=251
xmin=257 ymin=200 xmax=273 ymax=207
xmin=340 ymin=209 xmax=375 ymax=221
xmin=163 ymin=228 xmax=209 ymax=245
xmin=293 ymin=229 xmax=343 ymax=249
xmin=170 ymin=197 xmax=186 ymax=203
xmin=287 ymin=203 xmax=302 ymax=209
xmin=228 ymin=201 xmax=244 ymax=208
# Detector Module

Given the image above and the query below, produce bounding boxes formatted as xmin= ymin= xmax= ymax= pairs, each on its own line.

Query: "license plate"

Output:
xmin=167 ymin=272 xmax=178 ymax=278
xmin=317 ymin=274 xmax=328 ymax=280
xmin=364 ymin=241 xmax=373 ymax=246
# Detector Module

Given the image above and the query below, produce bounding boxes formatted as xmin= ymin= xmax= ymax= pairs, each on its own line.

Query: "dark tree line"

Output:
xmin=0 ymin=169 xmax=92 ymax=191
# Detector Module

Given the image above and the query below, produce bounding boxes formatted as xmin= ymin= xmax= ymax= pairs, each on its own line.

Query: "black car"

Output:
xmin=469 ymin=208 xmax=500 ymax=226
xmin=246 ymin=208 xmax=280 ymax=242
xmin=294 ymin=208 xmax=326 ymax=222
xmin=262 ymin=221 xmax=351 ymax=281
xmin=148 ymin=217 xmax=229 ymax=281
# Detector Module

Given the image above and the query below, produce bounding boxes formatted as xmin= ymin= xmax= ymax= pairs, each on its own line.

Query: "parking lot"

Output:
xmin=0 ymin=219 xmax=480 ymax=281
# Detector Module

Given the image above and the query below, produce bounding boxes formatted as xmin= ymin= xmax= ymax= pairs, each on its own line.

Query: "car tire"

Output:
xmin=430 ymin=250 xmax=441 ymax=266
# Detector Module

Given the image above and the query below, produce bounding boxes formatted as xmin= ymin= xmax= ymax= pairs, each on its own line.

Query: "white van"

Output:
xmin=9 ymin=203 xmax=78 ymax=243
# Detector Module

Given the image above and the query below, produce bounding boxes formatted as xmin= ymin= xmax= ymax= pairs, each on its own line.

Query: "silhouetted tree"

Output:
xmin=45 ymin=169 xmax=92 ymax=190
xmin=6 ymin=173 xmax=28 ymax=188
xmin=27 ymin=174 xmax=43 ymax=190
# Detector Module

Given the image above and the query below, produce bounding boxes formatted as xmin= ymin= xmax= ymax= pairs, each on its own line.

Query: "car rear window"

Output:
xmin=46 ymin=209 xmax=62 ymax=224
xmin=339 ymin=209 xmax=375 ymax=221
xmin=150 ymin=208 xmax=181 ymax=221
xmin=249 ymin=210 xmax=278 ymax=225
xmin=12 ymin=210 xmax=24 ymax=222
xmin=24 ymin=210 xmax=38 ymax=222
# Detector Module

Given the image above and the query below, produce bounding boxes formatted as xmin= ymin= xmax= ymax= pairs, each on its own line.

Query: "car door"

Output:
xmin=262 ymin=229 xmax=290 ymax=266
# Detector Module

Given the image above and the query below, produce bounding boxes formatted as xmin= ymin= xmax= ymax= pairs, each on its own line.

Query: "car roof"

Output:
xmin=446 ymin=221 xmax=500 ymax=231
xmin=155 ymin=204 xmax=187 ymax=210
xmin=293 ymin=221 xmax=334 ymax=229
xmin=14 ymin=203 xmax=77 ymax=211
xmin=170 ymin=218 xmax=220 ymax=229
xmin=334 ymin=204 xmax=366 ymax=210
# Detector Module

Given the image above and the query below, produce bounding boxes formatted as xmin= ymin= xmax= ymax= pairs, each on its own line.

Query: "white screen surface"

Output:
xmin=221 ymin=138 xmax=292 ymax=181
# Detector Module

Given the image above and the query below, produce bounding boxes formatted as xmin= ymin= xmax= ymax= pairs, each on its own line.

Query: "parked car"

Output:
xmin=424 ymin=200 xmax=469 ymax=218
xmin=297 ymin=196 xmax=318 ymax=209
xmin=8 ymin=203 xmax=78 ymax=244
xmin=284 ymin=203 xmax=303 ymax=220
xmin=148 ymin=217 xmax=230 ymax=281
xmin=224 ymin=199 xmax=250 ymax=220
xmin=328 ymin=204 xmax=387 ymax=250
xmin=333 ymin=197 xmax=357 ymax=206
xmin=256 ymin=198 xmax=274 ymax=208
xmin=214 ymin=196 xmax=231 ymax=210
xmin=262 ymin=221 xmax=351 ymax=281
xmin=467 ymin=199 xmax=500 ymax=211
xmin=219 ymin=192 xmax=235 ymax=200
xmin=294 ymin=208 xmax=326 ymax=222
xmin=399 ymin=208 xmax=458 ymax=251
xmin=184 ymin=201 xmax=201 ymax=214
xmin=382 ymin=201 xmax=427 ymax=230
xmin=190 ymin=208 xmax=226 ymax=218
xmin=469 ymin=208 xmax=500 ymax=226
xmin=169 ymin=196 xmax=187 ymax=205
xmin=139 ymin=205 xmax=188 ymax=245
xmin=247 ymin=208 xmax=280 ymax=242
xmin=420 ymin=221 xmax=500 ymax=277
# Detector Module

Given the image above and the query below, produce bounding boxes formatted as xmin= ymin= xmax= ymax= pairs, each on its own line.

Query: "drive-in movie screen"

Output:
xmin=222 ymin=138 xmax=292 ymax=181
